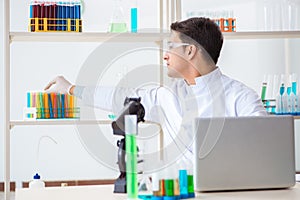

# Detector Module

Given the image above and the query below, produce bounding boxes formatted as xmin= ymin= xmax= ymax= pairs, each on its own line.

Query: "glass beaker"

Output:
xmin=109 ymin=0 xmax=128 ymax=33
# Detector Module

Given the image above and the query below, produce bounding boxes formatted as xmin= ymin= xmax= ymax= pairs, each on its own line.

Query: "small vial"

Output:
xmin=131 ymin=0 xmax=138 ymax=33
xmin=179 ymin=169 xmax=189 ymax=198
xmin=178 ymin=156 xmax=194 ymax=199
xmin=163 ymin=164 xmax=178 ymax=200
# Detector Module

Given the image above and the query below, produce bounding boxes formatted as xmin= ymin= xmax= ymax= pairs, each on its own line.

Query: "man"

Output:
xmin=45 ymin=17 xmax=267 ymax=163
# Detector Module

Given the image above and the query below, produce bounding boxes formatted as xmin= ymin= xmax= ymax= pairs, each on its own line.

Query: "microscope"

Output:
xmin=112 ymin=97 xmax=145 ymax=193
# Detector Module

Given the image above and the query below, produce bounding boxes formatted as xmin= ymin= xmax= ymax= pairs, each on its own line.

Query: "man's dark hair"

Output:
xmin=170 ymin=17 xmax=223 ymax=64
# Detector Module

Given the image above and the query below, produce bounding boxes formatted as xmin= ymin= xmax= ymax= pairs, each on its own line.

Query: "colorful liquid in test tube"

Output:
xmin=125 ymin=115 xmax=138 ymax=199
xmin=130 ymin=0 xmax=137 ymax=32
xmin=179 ymin=169 xmax=189 ymax=198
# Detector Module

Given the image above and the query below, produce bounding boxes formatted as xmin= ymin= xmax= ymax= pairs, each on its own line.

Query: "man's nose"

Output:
xmin=163 ymin=53 xmax=169 ymax=60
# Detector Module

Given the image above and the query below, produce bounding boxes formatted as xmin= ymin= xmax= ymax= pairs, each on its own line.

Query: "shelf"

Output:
xmin=9 ymin=31 xmax=300 ymax=43
xmin=9 ymin=116 xmax=299 ymax=130
xmin=9 ymin=32 xmax=170 ymax=43
xmin=223 ymin=31 xmax=300 ymax=40
xmin=10 ymin=119 xmax=111 ymax=128
xmin=9 ymin=120 xmax=160 ymax=129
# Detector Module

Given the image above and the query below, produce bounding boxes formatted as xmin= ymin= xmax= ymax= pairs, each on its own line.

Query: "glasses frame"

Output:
xmin=166 ymin=41 xmax=190 ymax=50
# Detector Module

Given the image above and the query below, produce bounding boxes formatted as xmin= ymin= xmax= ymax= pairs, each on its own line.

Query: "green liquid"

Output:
xmin=164 ymin=179 xmax=174 ymax=196
xmin=261 ymin=83 xmax=267 ymax=101
xmin=126 ymin=134 xmax=138 ymax=199
xmin=109 ymin=23 xmax=127 ymax=33
xmin=187 ymin=175 xmax=194 ymax=193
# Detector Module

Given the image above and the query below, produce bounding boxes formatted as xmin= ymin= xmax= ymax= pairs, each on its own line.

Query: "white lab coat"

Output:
xmin=75 ymin=68 xmax=267 ymax=166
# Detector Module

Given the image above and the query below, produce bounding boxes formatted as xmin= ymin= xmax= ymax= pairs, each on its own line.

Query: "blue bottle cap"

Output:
xmin=33 ymin=173 xmax=41 ymax=179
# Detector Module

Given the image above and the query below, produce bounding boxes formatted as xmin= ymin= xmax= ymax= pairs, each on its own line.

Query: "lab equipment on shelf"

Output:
xmin=25 ymin=91 xmax=80 ymax=120
xmin=109 ymin=0 xmax=128 ymax=32
xmin=130 ymin=0 xmax=138 ymax=33
xmin=28 ymin=0 xmax=82 ymax=32
xmin=261 ymin=73 xmax=299 ymax=115
xmin=186 ymin=10 xmax=236 ymax=32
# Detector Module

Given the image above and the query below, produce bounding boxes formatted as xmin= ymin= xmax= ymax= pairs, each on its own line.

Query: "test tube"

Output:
xmin=179 ymin=169 xmax=188 ymax=198
xmin=178 ymin=156 xmax=194 ymax=199
xmin=131 ymin=0 xmax=138 ymax=33
xmin=261 ymin=75 xmax=267 ymax=101
xmin=298 ymin=78 xmax=300 ymax=114
xmin=27 ymin=92 xmax=32 ymax=118
xmin=164 ymin=164 xmax=180 ymax=200
xmin=125 ymin=115 xmax=138 ymax=200
xmin=281 ymin=75 xmax=288 ymax=114
xmin=292 ymin=73 xmax=298 ymax=95
xmin=69 ymin=0 xmax=75 ymax=31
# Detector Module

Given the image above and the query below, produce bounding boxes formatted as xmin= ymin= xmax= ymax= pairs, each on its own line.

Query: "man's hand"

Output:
xmin=44 ymin=76 xmax=74 ymax=95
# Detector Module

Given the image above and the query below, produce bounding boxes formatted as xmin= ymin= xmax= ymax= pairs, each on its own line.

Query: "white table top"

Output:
xmin=15 ymin=183 xmax=300 ymax=200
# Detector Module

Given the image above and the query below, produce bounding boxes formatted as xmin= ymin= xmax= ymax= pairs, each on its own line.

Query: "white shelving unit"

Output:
xmin=3 ymin=0 xmax=300 ymax=199
xmin=4 ymin=1 xmax=182 ymax=200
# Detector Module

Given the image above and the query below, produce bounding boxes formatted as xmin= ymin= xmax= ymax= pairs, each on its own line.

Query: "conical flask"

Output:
xmin=109 ymin=0 xmax=128 ymax=32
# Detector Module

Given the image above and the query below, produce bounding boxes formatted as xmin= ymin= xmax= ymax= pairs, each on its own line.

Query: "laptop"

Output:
xmin=193 ymin=116 xmax=295 ymax=191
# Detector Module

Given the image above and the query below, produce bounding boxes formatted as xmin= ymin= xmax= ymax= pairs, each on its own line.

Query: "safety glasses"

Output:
xmin=166 ymin=41 xmax=190 ymax=50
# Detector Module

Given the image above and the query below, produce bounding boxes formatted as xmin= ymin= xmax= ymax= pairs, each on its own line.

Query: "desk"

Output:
xmin=15 ymin=183 xmax=300 ymax=200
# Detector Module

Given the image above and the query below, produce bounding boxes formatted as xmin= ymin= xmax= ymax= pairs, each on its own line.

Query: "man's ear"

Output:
xmin=186 ymin=45 xmax=197 ymax=59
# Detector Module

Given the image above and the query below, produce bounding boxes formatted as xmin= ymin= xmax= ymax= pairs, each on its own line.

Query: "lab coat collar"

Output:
xmin=190 ymin=67 xmax=222 ymax=91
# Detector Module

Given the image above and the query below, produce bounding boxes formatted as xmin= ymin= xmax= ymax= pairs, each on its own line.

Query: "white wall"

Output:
xmin=1 ymin=0 xmax=300 ymax=187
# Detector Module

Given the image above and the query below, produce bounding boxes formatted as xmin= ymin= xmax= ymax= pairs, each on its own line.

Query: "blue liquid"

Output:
xmin=287 ymin=87 xmax=291 ymax=95
xmin=280 ymin=84 xmax=285 ymax=95
xmin=179 ymin=170 xmax=188 ymax=197
xmin=131 ymin=7 xmax=137 ymax=33
xmin=292 ymin=82 xmax=297 ymax=95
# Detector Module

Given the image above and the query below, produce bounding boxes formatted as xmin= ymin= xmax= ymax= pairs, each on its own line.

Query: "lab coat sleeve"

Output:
xmin=77 ymin=85 xmax=178 ymax=123
xmin=79 ymin=86 xmax=139 ymax=112
xmin=235 ymin=88 xmax=268 ymax=116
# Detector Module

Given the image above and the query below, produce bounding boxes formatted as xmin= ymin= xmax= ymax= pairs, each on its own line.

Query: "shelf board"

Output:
xmin=9 ymin=31 xmax=300 ymax=43
xmin=223 ymin=31 xmax=300 ymax=40
xmin=9 ymin=32 xmax=170 ymax=43
xmin=10 ymin=116 xmax=299 ymax=127
xmin=10 ymin=119 xmax=112 ymax=128
xmin=9 ymin=119 xmax=160 ymax=129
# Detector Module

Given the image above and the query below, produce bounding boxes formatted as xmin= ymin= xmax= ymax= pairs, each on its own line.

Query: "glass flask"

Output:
xmin=109 ymin=0 xmax=128 ymax=32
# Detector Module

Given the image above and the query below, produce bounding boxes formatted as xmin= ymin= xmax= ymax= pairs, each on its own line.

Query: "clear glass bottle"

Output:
xmin=109 ymin=0 xmax=127 ymax=33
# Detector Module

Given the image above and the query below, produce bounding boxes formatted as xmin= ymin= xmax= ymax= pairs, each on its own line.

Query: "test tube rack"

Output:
xmin=28 ymin=1 xmax=82 ymax=32
xmin=213 ymin=18 xmax=236 ymax=32
xmin=29 ymin=18 xmax=82 ymax=32
xmin=26 ymin=92 xmax=80 ymax=120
